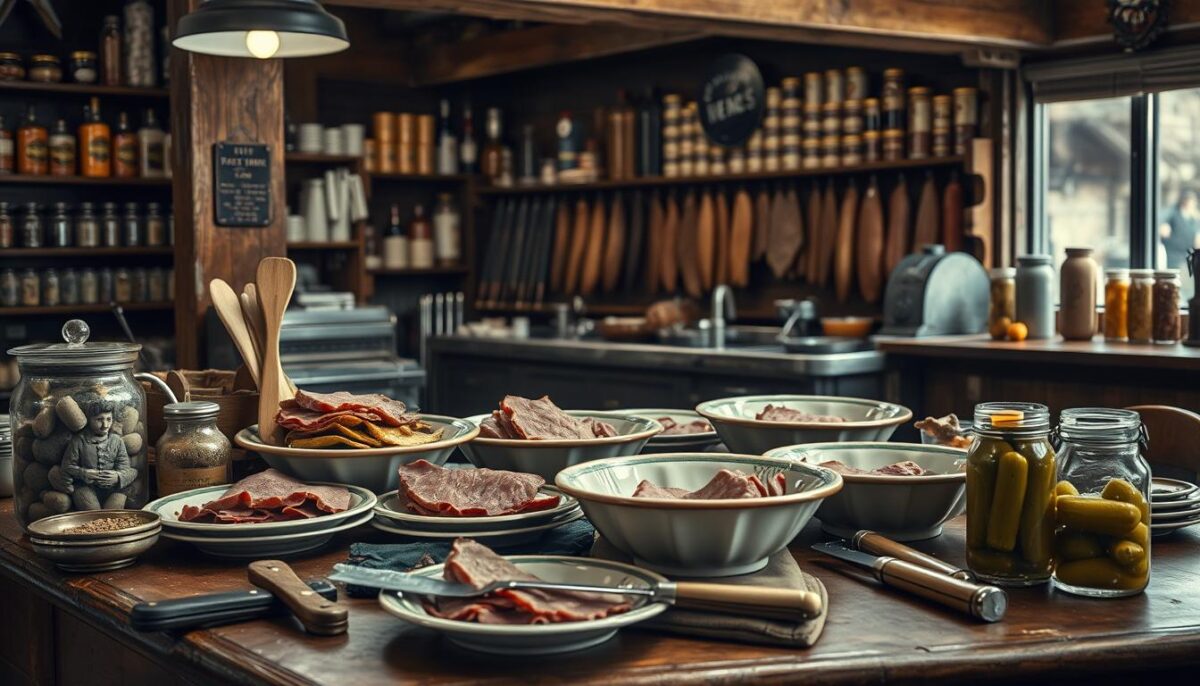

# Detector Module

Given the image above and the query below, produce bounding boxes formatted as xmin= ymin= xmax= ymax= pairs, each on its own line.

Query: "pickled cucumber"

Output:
xmin=967 ymin=547 xmax=1016 ymax=575
xmin=1019 ymin=449 xmax=1056 ymax=565
xmin=1101 ymin=478 xmax=1150 ymax=524
xmin=986 ymin=450 xmax=1029 ymax=552
xmin=1055 ymin=481 xmax=1080 ymax=497
xmin=1127 ymin=523 xmax=1150 ymax=550
xmin=1107 ymin=540 xmax=1145 ymax=567
xmin=1057 ymin=496 xmax=1142 ymax=537
xmin=966 ymin=437 xmax=1010 ymax=549
xmin=1056 ymin=558 xmax=1145 ymax=591
xmin=1056 ymin=532 xmax=1103 ymax=562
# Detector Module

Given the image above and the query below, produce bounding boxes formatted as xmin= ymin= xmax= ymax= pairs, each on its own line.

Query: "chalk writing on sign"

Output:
xmin=214 ymin=142 xmax=271 ymax=227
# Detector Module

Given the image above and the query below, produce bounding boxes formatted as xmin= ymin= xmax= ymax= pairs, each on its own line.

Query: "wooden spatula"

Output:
xmin=256 ymin=257 xmax=297 ymax=445
xmin=244 ymin=282 xmax=297 ymax=395
xmin=209 ymin=278 xmax=261 ymax=389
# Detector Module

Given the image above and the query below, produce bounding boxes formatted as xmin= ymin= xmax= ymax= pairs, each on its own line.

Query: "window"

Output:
xmin=1156 ymin=87 xmax=1200 ymax=299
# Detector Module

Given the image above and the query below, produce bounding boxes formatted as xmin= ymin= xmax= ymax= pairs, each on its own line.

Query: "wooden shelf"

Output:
xmin=287 ymin=241 xmax=360 ymax=250
xmin=0 ymin=302 xmax=174 ymax=316
xmin=285 ymin=152 xmax=363 ymax=165
xmin=369 ymin=266 xmax=469 ymax=276
xmin=370 ymin=172 xmax=472 ymax=183
xmin=0 ymin=81 xmax=169 ymax=99
xmin=0 ymin=174 xmax=171 ymax=187
xmin=476 ymin=156 xmax=965 ymax=195
xmin=0 ymin=247 xmax=173 ymax=257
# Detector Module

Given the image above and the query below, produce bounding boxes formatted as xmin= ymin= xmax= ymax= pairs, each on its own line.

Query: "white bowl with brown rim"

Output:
xmin=696 ymin=395 xmax=913 ymax=455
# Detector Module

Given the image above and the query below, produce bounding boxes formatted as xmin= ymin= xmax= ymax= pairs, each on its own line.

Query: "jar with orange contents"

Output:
xmin=1104 ymin=268 xmax=1129 ymax=342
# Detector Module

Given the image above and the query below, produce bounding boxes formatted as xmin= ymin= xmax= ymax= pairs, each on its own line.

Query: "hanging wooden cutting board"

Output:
xmin=549 ymin=198 xmax=571 ymax=293
xmin=752 ymin=187 xmax=771 ymax=262
xmin=579 ymin=194 xmax=607 ymax=295
xmin=785 ymin=186 xmax=805 ymax=280
xmin=805 ymin=183 xmax=822 ymax=281
xmin=913 ymin=171 xmax=940 ymax=251
xmin=942 ymin=170 xmax=964 ymax=253
xmin=714 ymin=190 xmax=731 ymax=286
xmin=621 ymin=190 xmax=645 ymax=292
xmin=817 ymin=181 xmax=839 ymax=286
xmin=602 ymin=192 xmax=627 ymax=292
xmin=884 ymin=174 xmax=910 ymax=275
xmin=766 ymin=186 xmax=800 ymax=279
xmin=728 ymin=188 xmax=753 ymax=287
xmin=660 ymin=192 xmax=680 ymax=292
xmin=834 ymin=180 xmax=859 ymax=303
xmin=645 ymin=191 xmax=664 ymax=293
xmin=678 ymin=190 xmax=703 ymax=298
xmin=563 ymin=196 xmax=591 ymax=294
xmin=857 ymin=176 xmax=886 ymax=303
xmin=696 ymin=189 xmax=716 ymax=291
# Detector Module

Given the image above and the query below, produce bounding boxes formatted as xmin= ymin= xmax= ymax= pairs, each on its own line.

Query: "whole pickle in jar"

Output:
xmin=1057 ymin=496 xmax=1142 ymax=537
xmin=1126 ymin=522 xmax=1149 ymax=550
xmin=1107 ymin=540 xmax=1145 ymax=567
xmin=1056 ymin=531 xmax=1103 ymax=562
xmin=1056 ymin=557 xmax=1143 ymax=591
xmin=1054 ymin=480 xmax=1080 ymax=497
xmin=966 ymin=547 xmax=1016 ymax=575
xmin=1018 ymin=442 xmax=1056 ymax=566
xmin=986 ymin=450 xmax=1029 ymax=552
xmin=1101 ymin=478 xmax=1150 ymax=524
xmin=966 ymin=437 xmax=1012 ymax=549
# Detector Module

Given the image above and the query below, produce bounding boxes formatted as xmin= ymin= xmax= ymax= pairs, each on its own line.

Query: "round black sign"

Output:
xmin=697 ymin=53 xmax=765 ymax=147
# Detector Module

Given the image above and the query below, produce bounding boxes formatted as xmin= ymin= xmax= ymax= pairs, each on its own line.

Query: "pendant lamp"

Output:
xmin=173 ymin=0 xmax=348 ymax=59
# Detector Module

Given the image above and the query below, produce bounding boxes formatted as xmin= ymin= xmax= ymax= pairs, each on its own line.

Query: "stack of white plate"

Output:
xmin=616 ymin=409 xmax=721 ymax=454
xmin=144 ymin=483 xmax=377 ymax=558
xmin=371 ymin=487 xmax=584 ymax=547
xmin=1151 ymin=477 xmax=1200 ymax=537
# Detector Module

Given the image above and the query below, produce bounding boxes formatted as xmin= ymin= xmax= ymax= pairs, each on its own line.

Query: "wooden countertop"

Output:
xmin=877 ymin=335 xmax=1200 ymax=371
xmin=2 ymin=500 xmax=1199 ymax=685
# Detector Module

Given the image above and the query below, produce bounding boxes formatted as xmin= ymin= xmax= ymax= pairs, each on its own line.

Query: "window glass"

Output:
xmin=1157 ymin=88 xmax=1200 ymax=300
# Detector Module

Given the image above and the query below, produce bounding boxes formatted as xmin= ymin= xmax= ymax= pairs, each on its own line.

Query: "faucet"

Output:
xmin=711 ymin=285 xmax=736 ymax=350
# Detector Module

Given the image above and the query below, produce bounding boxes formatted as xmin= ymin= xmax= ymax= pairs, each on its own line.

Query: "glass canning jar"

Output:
xmin=155 ymin=401 xmax=230 ymax=497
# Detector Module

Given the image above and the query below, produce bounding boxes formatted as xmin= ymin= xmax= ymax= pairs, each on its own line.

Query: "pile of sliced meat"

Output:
xmin=657 ymin=416 xmax=713 ymax=435
xmin=754 ymin=404 xmax=847 ymax=423
xmin=818 ymin=460 xmax=931 ymax=476
xmin=424 ymin=539 xmax=632 ymax=624
xmin=478 ymin=395 xmax=617 ymax=440
xmin=178 ymin=469 xmax=352 ymax=523
xmin=632 ymin=468 xmax=787 ymax=499
xmin=275 ymin=390 xmax=443 ymax=449
xmin=397 ymin=460 xmax=560 ymax=517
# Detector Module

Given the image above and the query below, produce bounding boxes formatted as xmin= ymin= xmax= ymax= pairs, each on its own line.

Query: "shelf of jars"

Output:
xmin=0 ymin=174 xmax=170 ymax=186
xmin=0 ymin=301 xmax=173 ymax=316
xmin=0 ymin=80 xmax=168 ymax=99
xmin=0 ymin=246 xmax=172 ymax=257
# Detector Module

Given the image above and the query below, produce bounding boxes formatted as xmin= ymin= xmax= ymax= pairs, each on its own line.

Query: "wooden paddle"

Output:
xmin=209 ymin=278 xmax=261 ymax=389
xmin=255 ymin=257 xmax=298 ymax=446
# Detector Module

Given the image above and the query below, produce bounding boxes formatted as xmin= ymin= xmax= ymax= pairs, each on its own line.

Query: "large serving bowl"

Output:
xmin=614 ymin=408 xmax=721 ymax=454
xmin=459 ymin=411 xmax=661 ymax=481
xmin=234 ymin=414 xmax=479 ymax=493
xmin=555 ymin=453 xmax=842 ymax=577
xmin=696 ymin=395 xmax=912 ymax=454
xmin=764 ymin=442 xmax=967 ymax=541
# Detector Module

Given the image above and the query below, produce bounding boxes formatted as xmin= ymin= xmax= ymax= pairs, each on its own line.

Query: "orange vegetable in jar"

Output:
xmin=1104 ymin=269 xmax=1130 ymax=342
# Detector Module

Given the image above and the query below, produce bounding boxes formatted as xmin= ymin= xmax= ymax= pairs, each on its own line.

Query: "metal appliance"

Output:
xmin=879 ymin=245 xmax=989 ymax=337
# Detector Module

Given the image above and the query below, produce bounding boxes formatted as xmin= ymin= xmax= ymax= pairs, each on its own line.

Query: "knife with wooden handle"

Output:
xmin=248 ymin=560 xmax=348 ymax=635
xmin=131 ymin=581 xmax=338 ymax=631
xmin=851 ymin=530 xmax=975 ymax=581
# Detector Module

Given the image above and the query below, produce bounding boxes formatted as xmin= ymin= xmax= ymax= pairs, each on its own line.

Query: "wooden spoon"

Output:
xmin=256 ymin=257 xmax=298 ymax=446
xmin=209 ymin=278 xmax=261 ymax=389
xmin=243 ymin=283 xmax=296 ymax=394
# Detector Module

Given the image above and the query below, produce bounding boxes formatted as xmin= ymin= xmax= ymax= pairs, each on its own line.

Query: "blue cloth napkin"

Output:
xmin=342 ymin=519 xmax=595 ymax=598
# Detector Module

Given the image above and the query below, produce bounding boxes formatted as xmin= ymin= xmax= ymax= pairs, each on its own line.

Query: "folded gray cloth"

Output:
xmin=591 ymin=537 xmax=828 ymax=647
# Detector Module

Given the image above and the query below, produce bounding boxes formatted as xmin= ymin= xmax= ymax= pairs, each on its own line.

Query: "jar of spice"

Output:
xmin=80 ymin=268 xmax=98 ymax=304
xmin=41 ymin=268 xmax=60 ymax=306
xmin=801 ymin=138 xmax=820 ymax=169
xmin=881 ymin=68 xmax=905 ymax=130
xmin=840 ymin=134 xmax=863 ymax=167
xmin=862 ymin=130 xmax=881 ymax=163
xmin=932 ymin=94 xmax=952 ymax=158
xmin=842 ymin=99 xmax=863 ymax=135
xmin=146 ymin=268 xmax=165 ymax=302
xmin=0 ymin=52 xmax=24 ymax=80
xmin=113 ymin=267 xmax=131 ymax=302
xmin=0 ymin=202 xmax=12 ymax=248
xmin=803 ymin=72 xmax=822 ymax=107
xmin=123 ymin=0 xmax=156 ymax=87
xmin=824 ymin=68 xmax=843 ymax=104
xmin=0 ymin=268 xmax=17 ymax=306
xmin=1016 ymin=254 xmax=1055 ymax=339
xmin=989 ymin=267 xmax=1017 ymax=339
xmin=820 ymin=102 xmax=840 ymax=136
xmin=19 ymin=268 xmax=39 ymax=305
xmin=820 ymin=135 xmax=839 ymax=169
xmin=100 ymin=15 xmax=122 ymax=85
xmin=907 ymin=86 xmax=931 ymax=159
xmin=122 ymin=202 xmax=141 ymax=246
xmin=21 ymin=202 xmax=41 ymax=247
xmin=28 ymin=54 xmax=62 ymax=83
xmin=1104 ymin=268 xmax=1130 ymax=342
xmin=882 ymin=129 xmax=904 ymax=161
xmin=60 ymin=268 xmax=79 ymax=305
xmin=100 ymin=202 xmax=120 ymax=247
xmin=144 ymin=202 xmax=164 ymax=246
xmin=155 ymin=401 xmax=231 ymax=497
xmin=863 ymin=98 xmax=881 ymax=133
xmin=954 ymin=87 xmax=979 ymax=155
xmin=1059 ymin=247 xmax=1099 ymax=340
xmin=70 ymin=51 xmax=98 ymax=84
xmin=1127 ymin=269 xmax=1154 ymax=343
xmin=965 ymin=402 xmax=1056 ymax=586
xmin=98 ymin=268 xmax=114 ymax=302
xmin=1053 ymin=408 xmax=1150 ymax=598
xmin=1152 ymin=269 xmax=1181 ymax=344
xmin=845 ymin=66 xmax=868 ymax=101
xmin=802 ymin=104 xmax=821 ymax=139
xmin=48 ymin=202 xmax=71 ymax=248
xmin=75 ymin=202 xmax=99 ymax=247
xmin=130 ymin=268 xmax=148 ymax=302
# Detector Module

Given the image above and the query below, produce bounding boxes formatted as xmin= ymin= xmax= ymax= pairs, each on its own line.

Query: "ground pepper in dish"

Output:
xmin=63 ymin=514 xmax=144 ymax=534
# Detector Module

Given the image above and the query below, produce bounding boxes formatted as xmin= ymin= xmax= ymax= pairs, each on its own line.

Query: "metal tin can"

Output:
xmin=882 ymin=128 xmax=905 ymax=161
xmin=841 ymin=134 xmax=863 ymax=167
xmin=821 ymin=102 xmax=841 ymax=136
xmin=908 ymin=86 xmax=932 ymax=159
xmin=882 ymin=68 xmax=905 ymax=130
xmin=804 ymin=72 xmax=823 ymax=107
xmin=824 ymin=69 xmax=843 ymax=104
xmin=845 ymin=66 xmax=868 ymax=101
xmin=863 ymin=130 xmax=882 ymax=162
xmin=954 ymin=87 xmax=979 ymax=155
xmin=842 ymin=99 xmax=863 ymax=135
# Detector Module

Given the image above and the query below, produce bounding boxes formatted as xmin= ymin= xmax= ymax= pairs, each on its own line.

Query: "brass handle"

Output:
xmin=672 ymin=581 xmax=822 ymax=622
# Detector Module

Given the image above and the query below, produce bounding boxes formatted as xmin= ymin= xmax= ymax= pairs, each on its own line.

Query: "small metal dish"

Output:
xmin=26 ymin=510 xmax=161 ymax=572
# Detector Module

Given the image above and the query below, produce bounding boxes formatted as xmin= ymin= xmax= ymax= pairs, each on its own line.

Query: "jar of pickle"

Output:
xmin=1053 ymin=408 xmax=1149 ymax=597
xmin=1104 ymin=268 xmax=1129 ymax=342
xmin=28 ymin=54 xmax=62 ymax=83
xmin=1152 ymin=269 xmax=1181 ymax=344
xmin=988 ymin=267 xmax=1016 ymax=339
xmin=966 ymin=402 xmax=1056 ymax=586
xmin=1128 ymin=269 xmax=1154 ymax=343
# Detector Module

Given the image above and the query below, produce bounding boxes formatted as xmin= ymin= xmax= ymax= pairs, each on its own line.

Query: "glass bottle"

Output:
xmin=144 ymin=202 xmax=165 ymax=246
xmin=0 ymin=202 xmax=12 ymax=248
xmin=70 ymin=51 xmax=98 ymax=84
xmin=459 ymin=106 xmax=477 ymax=174
xmin=556 ymin=110 xmax=580 ymax=171
xmin=123 ymin=0 xmax=155 ymax=87
xmin=432 ymin=193 xmax=461 ymax=267
xmin=98 ymin=268 xmax=114 ymax=302
xmin=965 ymin=402 xmax=1056 ymax=586
xmin=79 ymin=98 xmax=111 ymax=178
xmin=988 ymin=267 xmax=1016 ymax=339
xmin=101 ymin=202 xmax=121 ymax=247
xmin=60 ymin=268 xmax=80 ymax=305
xmin=114 ymin=267 xmax=132 ymax=302
xmin=518 ymin=124 xmax=537 ymax=185
xmin=0 ymin=114 xmax=13 ymax=174
xmin=1127 ymin=269 xmax=1154 ymax=343
xmin=41 ymin=268 xmax=60 ymax=306
xmin=100 ymin=15 xmax=122 ymax=86
xmin=19 ymin=268 xmax=39 ymax=305
xmin=17 ymin=106 xmax=48 ymax=175
xmin=0 ymin=268 xmax=18 ymax=306
xmin=637 ymin=87 xmax=662 ymax=177
xmin=1053 ymin=408 xmax=1149 ymax=597
xmin=1059 ymin=247 xmax=1099 ymax=340
xmin=383 ymin=204 xmax=407 ymax=270
xmin=49 ymin=202 xmax=72 ymax=248
xmin=80 ymin=268 xmax=99 ymax=304
xmin=137 ymin=108 xmax=164 ymax=178
xmin=146 ymin=267 xmax=165 ymax=301
xmin=436 ymin=99 xmax=458 ymax=175
xmin=122 ymin=202 xmax=141 ymax=246
xmin=1016 ymin=255 xmax=1055 ymax=339
xmin=481 ymin=107 xmax=504 ymax=183
xmin=75 ymin=202 xmax=99 ymax=247
xmin=113 ymin=111 xmax=138 ymax=178
xmin=408 ymin=204 xmax=434 ymax=269
xmin=1152 ymin=269 xmax=1181 ymax=344
xmin=20 ymin=203 xmax=42 ymax=247
xmin=48 ymin=119 xmax=76 ymax=177
xmin=131 ymin=267 xmax=148 ymax=302
xmin=155 ymin=401 xmax=231 ymax=496
xmin=1104 ymin=268 xmax=1130 ymax=342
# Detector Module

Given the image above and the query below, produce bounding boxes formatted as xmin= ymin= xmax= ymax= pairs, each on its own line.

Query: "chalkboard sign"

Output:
xmin=213 ymin=142 xmax=271 ymax=227
xmin=697 ymin=53 xmax=765 ymax=147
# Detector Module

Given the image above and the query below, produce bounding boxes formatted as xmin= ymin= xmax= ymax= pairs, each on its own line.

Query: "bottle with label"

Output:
xmin=408 ymin=204 xmax=434 ymax=269
xmin=100 ymin=15 xmax=121 ymax=85
xmin=20 ymin=203 xmax=41 ymax=247
xmin=0 ymin=115 xmax=13 ymax=174
xmin=556 ymin=111 xmax=579 ymax=171
xmin=42 ymin=268 xmax=60 ymax=306
xmin=20 ymin=268 xmax=39 ymax=305
xmin=518 ymin=125 xmax=537 ymax=185
xmin=482 ymin=108 xmax=505 ymax=184
xmin=138 ymin=108 xmax=165 ymax=178
xmin=75 ymin=202 xmax=99 ymax=247
xmin=80 ymin=267 xmax=98 ymax=304
xmin=100 ymin=202 xmax=120 ymax=247
xmin=122 ymin=202 xmax=141 ymax=246
xmin=17 ymin=106 xmax=48 ymax=175
xmin=156 ymin=401 xmax=231 ymax=497
xmin=144 ymin=202 xmax=165 ymax=246
xmin=433 ymin=193 xmax=461 ymax=267
xmin=113 ymin=111 xmax=138 ymax=178
xmin=48 ymin=119 xmax=76 ymax=176
xmin=49 ymin=202 xmax=72 ymax=247
xmin=0 ymin=202 xmax=11 ymax=249
xmin=79 ymin=97 xmax=111 ymax=178
xmin=383 ymin=203 xmax=408 ymax=270
xmin=459 ymin=106 xmax=477 ymax=174
xmin=436 ymin=99 xmax=458 ymax=175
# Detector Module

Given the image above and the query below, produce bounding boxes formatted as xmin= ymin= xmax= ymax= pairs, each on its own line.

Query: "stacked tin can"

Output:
xmin=841 ymin=66 xmax=866 ymax=167
xmin=954 ymin=87 xmax=978 ymax=155
xmin=932 ymin=94 xmax=953 ymax=158
xmin=762 ymin=87 xmax=781 ymax=172
xmin=679 ymin=101 xmax=696 ymax=177
xmin=781 ymin=77 xmax=802 ymax=171
xmin=397 ymin=113 xmax=416 ymax=174
xmin=881 ymin=68 xmax=905 ymax=161
xmin=373 ymin=112 xmax=396 ymax=172
xmin=863 ymin=97 xmax=882 ymax=162
xmin=662 ymin=94 xmax=682 ymax=178
xmin=907 ymin=86 xmax=931 ymax=159
xmin=802 ymin=72 xmax=822 ymax=169
xmin=692 ymin=102 xmax=709 ymax=176
xmin=416 ymin=115 xmax=435 ymax=175
xmin=820 ymin=69 xmax=841 ymax=169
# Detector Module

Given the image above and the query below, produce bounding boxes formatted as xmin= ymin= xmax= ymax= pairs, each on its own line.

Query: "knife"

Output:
xmin=329 ymin=564 xmax=823 ymax=622
xmin=812 ymin=541 xmax=1006 ymax=623
xmin=249 ymin=560 xmax=349 ymax=635
xmin=850 ymin=530 xmax=976 ymax=582
xmin=130 ymin=581 xmax=337 ymax=631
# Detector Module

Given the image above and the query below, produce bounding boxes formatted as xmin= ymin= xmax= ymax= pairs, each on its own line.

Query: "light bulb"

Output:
xmin=245 ymin=30 xmax=280 ymax=59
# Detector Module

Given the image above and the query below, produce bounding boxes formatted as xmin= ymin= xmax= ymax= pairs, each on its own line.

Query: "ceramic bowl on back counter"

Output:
xmin=764 ymin=442 xmax=967 ymax=541
xmin=696 ymin=395 xmax=912 ymax=455
xmin=613 ymin=409 xmax=720 ymax=454
xmin=555 ymin=453 xmax=842 ymax=577
xmin=234 ymin=414 xmax=479 ymax=493
xmin=460 ymin=411 xmax=661 ymax=481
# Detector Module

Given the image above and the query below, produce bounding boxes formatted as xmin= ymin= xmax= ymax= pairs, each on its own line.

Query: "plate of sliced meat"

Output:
xmin=461 ymin=395 xmax=662 ymax=480
xmin=371 ymin=508 xmax=586 ymax=548
xmin=378 ymin=538 xmax=667 ymax=655
xmin=695 ymin=394 xmax=912 ymax=455
xmin=614 ymin=408 xmax=720 ymax=454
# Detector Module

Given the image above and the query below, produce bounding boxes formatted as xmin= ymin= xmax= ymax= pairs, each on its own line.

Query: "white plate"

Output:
xmin=162 ymin=510 xmax=374 ymax=558
xmin=377 ymin=555 xmax=668 ymax=655
xmin=1152 ymin=494 xmax=1200 ymax=512
xmin=369 ymin=509 xmax=585 ymax=547
xmin=1150 ymin=518 xmax=1200 ymax=535
xmin=1151 ymin=477 xmax=1198 ymax=502
xmin=1149 ymin=505 xmax=1200 ymax=522
xmin=145 ymin=482 xmax=377 ymax=537
xmin=373 ymin=486 xmax=579 ymax=531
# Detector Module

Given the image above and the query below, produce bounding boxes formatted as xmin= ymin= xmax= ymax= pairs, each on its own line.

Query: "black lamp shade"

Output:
xmin=173 ymin=0 xmax=349 ymax=58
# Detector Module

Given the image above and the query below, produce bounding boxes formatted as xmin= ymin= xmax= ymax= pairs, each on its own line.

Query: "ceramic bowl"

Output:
xmin=145 ymin=482 xmax=377 ymax=537
xmin=614 ymin=409 xmax=721 ymax=454
xmin=234 ymin=414 xmax=480 ymax=493
xmin=26 ymin=510 xmax=162 ymax=572
xmin=696 ymin=395 xmax=912 ymax=455
xmin=378 ymin=555 xmax=668 ymax=655
xmin=764 ymin=442 xmax=967 ymax=541
xmin=555 ymin=453 xmax=842 ymax=577
xmin=459 ymin=411 xmax=662 ymax=481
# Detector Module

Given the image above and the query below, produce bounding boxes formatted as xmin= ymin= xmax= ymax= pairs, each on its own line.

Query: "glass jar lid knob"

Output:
xmin=62 ymin=319 xmax=91 ymax=347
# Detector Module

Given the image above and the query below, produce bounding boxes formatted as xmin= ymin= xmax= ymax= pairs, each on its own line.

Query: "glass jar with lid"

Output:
xmin=7 ymin=320 xmax=152 ymax=530
xmin=21 ymin=202 xmax=42 ymax=248
xmin=1128 ymin=269 xmax=1154 ymax=343
xmin=1053 ymin=408 xmax=1150 ymax=597
xmin=1103 ymin=268 xmax=1130 ymax=342
xmin=49 ymin=202 xmax=71 ymax=248
xmin=28 ymin=54 xmax=62 ymax=83
xmin=41 ymin=268 xmax=60 ymax=306
xmin=155 ymin=401 xmax=231 ymax=497
xmin=60 ymin=268 xmax=79 ymax=305
xmin=965 ymin=402 xmax=1056 ymax=586
xmin=75 ymin=202 xmax=99 ymax=247
xmin=0 ymin=52 xmax=24 ymax=80
xmin=1016 ymin=255 xmax=1055 ymax=339
xmin=69 ymin=51 xmax=98 ymax=84
xmin=100 ymin=201 xmax=121 ymax=247
xmin=988 ymin=267 xmax=1016 ymax=339
xmin=1152 ymin=269 xmax=1181 ymax=344
xmin=0 ymin=268 xmax=17 ymax=306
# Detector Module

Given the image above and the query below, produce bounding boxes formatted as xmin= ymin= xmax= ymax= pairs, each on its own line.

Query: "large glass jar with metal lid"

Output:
xmin=6 ymin=320 xmax=150 ymax=530
xmin=1052 ymin=408 xmax=1149 ymax=598
xmin=965 ymin=402 xmax=1056 ymax=586
xmin=155 ymin=401 xmax=231 ymax=497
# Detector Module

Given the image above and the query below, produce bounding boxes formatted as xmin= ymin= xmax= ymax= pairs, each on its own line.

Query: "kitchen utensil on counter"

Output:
xmin=209 ymin=279 xmax=261 ymax=388
xmin=879 ymin=245 xmax=989 ymax=337
xmin=696 ymin=395 xmax=912 ymax=455
xmin=249 ymin=560 xmax=348 ymax=635
xmin=131 ymin=580 xmax=338 ymax=631
xmin=851 ymin=530 xmax=975 ymax=581
xmin=812 ymin=540 xmax=1006 ymax=623
xmin=255 ymin=257 xmax=298 ymax=445
xmin=331 ymin=563 xmax=822 ymax=622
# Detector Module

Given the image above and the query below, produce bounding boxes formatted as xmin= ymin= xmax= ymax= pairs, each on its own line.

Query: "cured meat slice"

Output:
xmin=632 ymin=481 xmax=690 ymax=498
xmin=754 ymin=404 xmax=847 ymax=423
xmin=290 ymin=391 xmax=413 ymax=427
xmin=426 ymin=539 xmax=632 ymax=624
xmin=487 ymin=396 xmax=617 ymax=440
xmin=657 ymin=417 xmax=712 ymax=435
xmin=582 ymin=417 xmax=618 ymax=438
xmin=275 ymin=407 xmax=382 ymax=432
xmin=874 ymin=460 xmax=928 ymax=476
xmin=834 ymin=180 xmax=859 ymax=303
xmin=728 ymin=188 xmax=753 ymax=287
xmin=632 ymin=469 xmax=786 ymax=500
xmin=397 ymin=460 xmax=559 ymax=517
xmin=179 ymin=469 xmax=351 ymax=523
